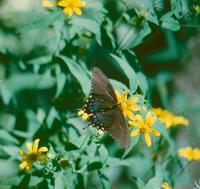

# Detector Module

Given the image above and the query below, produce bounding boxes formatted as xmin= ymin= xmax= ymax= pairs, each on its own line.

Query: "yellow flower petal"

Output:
xmin=25 ymin=162 xmax=33 ymax=170
xmin=144 ymin=133 xmax=151 ymax=147
xmin=135 ymin=114 xmax=144 ymax=125
xmin=33 ymin=139 xmax=40 ymax=154
xmin=128 ymin=120 xmax=140 ymax=128
xmin=162 ymin=182 xmax=172 ymax=189
xmin=19 ymin=160 xmax=28 ymax=170
xmin=124 ymin=110 xmax=135 ymax=120
xmin=130 ymin=129 xmax=140 ymax=137
xmin=42 ymin=0 xmax=55 ymax=7
xmin=26 ymin=143 xmax=33 ymax=153
xmin=64 ymin=7 xmax=73 ymax=16
xmin=122 ymin=91 xmax=127 ymax=101
xmin=145 ymin=112 xmax=156 ymax=127
xmin=38 ymin=146 xmax=48 ymax=153
xmin=73 ymin=7 xmax=82 ymax=15
xmin=115 ymin=90 xmax=121 ymax=102
xmin=193 ymin=148 xmax=200 ymax=159
xmin=150 ymin=129 xmax=160 ymax=136
xmin=57 ymin=1 xmax=70 ymax=7
xmin=77 ymin=110 xmax=84 ymax=116
xmin=126 ymin=97 xmax=138 ymax=106
xmin=19 ymin=150 xmax=28 ymax=157
xmin=75 ymin=1 xmax=86 ymax=7
xmin=127 ymin=105 xmax=140 ymax=112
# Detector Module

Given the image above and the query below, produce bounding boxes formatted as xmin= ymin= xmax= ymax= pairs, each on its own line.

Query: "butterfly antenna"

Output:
xmin=82 ymin=124 xmax=90 ymax=130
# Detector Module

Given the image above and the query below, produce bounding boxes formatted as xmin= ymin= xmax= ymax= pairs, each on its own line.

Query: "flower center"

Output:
xmin=140 ymin=126 xmax=149 ymax=133
xmin=30 ymin=153 xmax=38 ymax=161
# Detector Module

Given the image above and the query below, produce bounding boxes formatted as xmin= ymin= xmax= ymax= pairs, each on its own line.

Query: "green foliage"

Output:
xmin=0 ymin=0 xmax=199 ymax=188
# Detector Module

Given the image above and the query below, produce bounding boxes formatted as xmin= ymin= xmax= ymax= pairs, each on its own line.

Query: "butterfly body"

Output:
xmin=79 ymin=68 xmax=130 ymax=147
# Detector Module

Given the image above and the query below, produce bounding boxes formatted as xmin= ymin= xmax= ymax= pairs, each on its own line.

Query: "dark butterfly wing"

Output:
xmin=86 ymin=67 xmax=130 ymax=148
xmin=108 ymin=108 xmax=130 ymax=148
xmin=89 ymin=108 xmax=129 ymax=147
xmin=83 ymin=68 xmax=116 ymax=113
xmin=92 ymin=68 xmax=116 ymax=103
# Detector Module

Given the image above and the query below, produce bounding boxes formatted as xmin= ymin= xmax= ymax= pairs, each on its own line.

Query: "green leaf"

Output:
xmin=110 ymin=79 xmax=130 ymax=93
xmin=100 ymin=174 xmax=111 ymax=189
xmin=110 ymin=54 xmax=138 ymax=92
xmin=87 ymin=161 xmax=102 ymax=172
xmin=145 ymin=166 xmax=163 ymax=189
xmin=46 ymin=107 xmax=59 ymax=129
xmin=137 ymin=72 xmax=148 ymax=96
xmin=116 ymin=21 xmax=151 ymax=49
xmin=55 ymin=65 xmax=66 ymax=99
xmin=129 ymin=21 xmax=151 ymax=48
xmin=65 ymin=142 xmax=79 ymax=151
xmin=1 ymin=145 xmax=20 ymax=157
xmin=134 ymin=177 xmax=145 ymax=189
xmin=18 ymin=12 xmax=62 ymax=32
xmin=161 ymin=12 xmax=180 ymax=31
xmin=98 ymin=145 xmax=108 ymax=164
xmin=27 ymin=55 xmax=52 ymax=65
xmin=0 ymin=176 xmax=23 ymax=187
xmin=0 ymin=113 xmax=16 ymax=131
xmin=0 ymin=84 xmax=13 ymax=105
xmin=29 ymin=176 xmax=44 ymax=187
xmin=55 ymin=172 xmax=65 ymax=189
xmin=70 ymin=17 xmax=101 ymax=44
xmin=122 ymin=135 xmax=140 ymax=159
xmin=2 ymin=72 xmax=56 ymax=94
xmin=171 ymin=0 xmax=189 ymax=19
xmin=143 ymin=7 xmax=159 ymax=25
xmin=0 ymin=160 xmax=18 ymax=181
xmin=0 ymin=129 xmax=19 ymax=144
xmin=154 ymin=120 xmax=175 ymax=156
xmin=59 ymin=55 xmax=91 ymax=96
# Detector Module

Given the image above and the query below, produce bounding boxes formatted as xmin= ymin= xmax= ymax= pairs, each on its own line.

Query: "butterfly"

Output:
xmin=78 ymin=67 xmax=130 ymax=148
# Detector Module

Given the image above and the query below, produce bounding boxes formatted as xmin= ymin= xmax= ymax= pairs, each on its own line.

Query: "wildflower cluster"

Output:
xmin=178 ymin=147 xmax=200 ymax=161
xmin=152 ymin=108 xmax=189 ymax=128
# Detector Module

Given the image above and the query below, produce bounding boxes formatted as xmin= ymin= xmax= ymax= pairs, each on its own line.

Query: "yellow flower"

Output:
xmin=57 ymin=0 xmax=86 ymax=16
xmin=162 ymin=182 xmax=172 ymax=189
xmin=178 ymin=147 xmax=200 ymax=161
xmin=77 ymin=109 xmax=93 ymax=120
xmin=115 ymin=90 xmax=139 ymax=120
xmin=19 ymin=139 xmax=48 ymax=171
xmin=128 ymin=112 xmax=160 ymax=147
xmin=42 ymin=0 xmax=86 ymax=16
xmin=152 ymin=108 xmax=189 ymax=129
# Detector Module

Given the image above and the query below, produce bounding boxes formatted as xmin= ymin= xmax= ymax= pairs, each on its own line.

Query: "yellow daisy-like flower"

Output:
xmin=128 ymin=112 xmax=160 ymax=147
xmin=162 ymin=182 xmax=172 ymax=189
xmin=115 ymin=90 xmax=139 ymax=120
xmin=152 ymin=108 xmax=189 ymax=129
xmin=42 ymin=0 xmax=86 ymax=16
xmin=58 ymin=0 xmax=86 ymax=16
xmin=19 ymin=139 xmax=48 ymax=171
xmin=178 ymin=147 xmax=200 ymax=161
